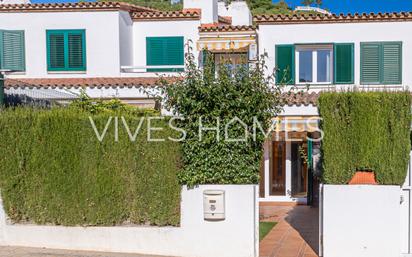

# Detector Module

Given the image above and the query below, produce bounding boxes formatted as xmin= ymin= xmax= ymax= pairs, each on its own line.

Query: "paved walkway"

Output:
xmin=259 ymin=204 xmax=319 ymax=257
xmin=0 ymin=246 xmax=169 ymax=257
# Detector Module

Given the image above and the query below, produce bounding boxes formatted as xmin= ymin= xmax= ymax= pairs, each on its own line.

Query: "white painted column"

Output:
xmin=285 ymin=141 xmax=292 ymax=198
xmin=263 ymin=140 xmax=271 ymax=199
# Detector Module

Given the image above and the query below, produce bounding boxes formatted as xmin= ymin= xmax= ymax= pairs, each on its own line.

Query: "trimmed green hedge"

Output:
xmin=0 ymin=108 xmax=181 ymax=226
xmin=318 ymin=92 xmax=411 ymax=185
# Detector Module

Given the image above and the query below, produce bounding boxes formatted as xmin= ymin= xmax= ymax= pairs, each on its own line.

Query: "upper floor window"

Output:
xmin=360 ymin=42 xmax=402 ymax=85
xmin=46 ymin=30 xmax=86 ymax=72
xmin=146 ymin=36 xmax=184 ymax=72
xmin=0 ymin=30 xmax=25 ymax=72
xmin=275 ymin=43 xmax=354 ymax=85
xmin=296 ymin=45 xmax=333 ymax=84
xmin=214 ymin=52 xmax=248 ymax=75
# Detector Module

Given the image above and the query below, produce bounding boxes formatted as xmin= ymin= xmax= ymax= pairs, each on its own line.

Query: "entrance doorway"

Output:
xmin=262 ymin=137 xmax=314 ymax=203
xmin=291 ymin=142 xmax=308 ymax=198
xmin=270 ymin=141 xmax=286 ymax=196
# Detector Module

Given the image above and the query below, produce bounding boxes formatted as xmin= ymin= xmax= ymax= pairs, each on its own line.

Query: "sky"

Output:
xmin=29 ymin=0 xmax=412 ymax=14
xmin=284 ymin=0 xmax=412 ymax=14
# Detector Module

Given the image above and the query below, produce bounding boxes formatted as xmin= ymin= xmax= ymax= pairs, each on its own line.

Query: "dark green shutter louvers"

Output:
xmin=68 ymin=33 xmax=85 ymax=69
xmin=48 ymin=34 xmax=65 ymax=69
xmin=0 ymin=30 xmax=25 ymax=71
xmin=361 ymin=42 xmax=402 ymax=84
xmin=361 ymin=43 xmax=381 ymax=84
xmin=47 ymin=30 xmax=86 ymax=71
xmin=275 ymin=45 xmax=295 ymax=85
xmin=334 ymin=43 xmax=354 ymax=84
xmin=382 ymin=42 xmax=402 ymax=84
xmin=146 ymin=37 xmax=184 ymax=72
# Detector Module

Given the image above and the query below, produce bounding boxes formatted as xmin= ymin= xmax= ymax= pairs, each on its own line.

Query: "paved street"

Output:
xmin=0 ymin=246 xmax=170 ymax=257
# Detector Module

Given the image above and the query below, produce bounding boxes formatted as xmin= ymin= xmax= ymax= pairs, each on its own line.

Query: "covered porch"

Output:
xmin=259 ymin=111 xmax=321 ymax=205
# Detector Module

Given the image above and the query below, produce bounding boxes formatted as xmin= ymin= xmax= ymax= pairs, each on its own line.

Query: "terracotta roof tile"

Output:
xmin=254 ymin=11 xmax=412 ymax=24
xmin=281 ymin=92 xmax=319 ymax=106
xmin=4 ymin=77 xmax=177 ymax=89
xmin=132 ymin=9 xmax=201 ymax=21
xmin=218 ymin=15 xmax=232 ymax=25
xmin=6 ymin=79 xmax=321 ymax=105
xmin=199 ymin=25 xmax=256 ymax=33
xmin=0 ymin=1 xmax=157 ymax=13
xmin=349 ymin=171 xmax=378 ymax=185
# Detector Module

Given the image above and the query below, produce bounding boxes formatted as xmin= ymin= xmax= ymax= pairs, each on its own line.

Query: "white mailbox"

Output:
xmin=203 ymin=190 xmax=225 ymax=221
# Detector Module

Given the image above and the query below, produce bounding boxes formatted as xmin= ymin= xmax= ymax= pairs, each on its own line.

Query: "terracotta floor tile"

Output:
xmin=259 ymin=205 xmax=319 ymax=257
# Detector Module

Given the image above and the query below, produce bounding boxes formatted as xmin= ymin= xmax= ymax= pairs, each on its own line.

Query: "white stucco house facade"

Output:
xmin=1 ymin=0 xmax=412 ymax=256
xmin=1 ymin=0 xmax=412 ymax=204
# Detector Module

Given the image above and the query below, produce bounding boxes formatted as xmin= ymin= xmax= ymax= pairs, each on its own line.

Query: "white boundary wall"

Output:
xmin=321 ymin=185 xmax=401 ymax=257
xmin=0 ymin=185 xmax=258 ymax=257
xmin=401 ymin=152 xmax=412 ymax=256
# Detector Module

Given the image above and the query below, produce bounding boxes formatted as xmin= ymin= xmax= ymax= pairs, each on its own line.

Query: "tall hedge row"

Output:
xmin=318 ymin=92 xmax=411 ymax=185
xmin=0 ymin=108 xmax=181 ymax=226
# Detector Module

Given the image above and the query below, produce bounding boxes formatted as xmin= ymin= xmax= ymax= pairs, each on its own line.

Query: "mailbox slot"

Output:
xmin=203 ymin=190 xmax=225 ymax=221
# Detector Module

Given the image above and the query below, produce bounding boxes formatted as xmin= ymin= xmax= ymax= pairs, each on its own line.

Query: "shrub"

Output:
xmin=69 ymin=90 xmax=159 ymax=116
xmin=0 ymin=108 xmax=181 ymax=226
xmin=318 ymin=92 xmax=411 ymax=185
xmin=161 ymin=50 xmax=282 ymax=186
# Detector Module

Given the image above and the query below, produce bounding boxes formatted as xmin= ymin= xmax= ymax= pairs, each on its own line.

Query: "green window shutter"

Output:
xmin=47 ymin=30 xmax=86 ymax=71
xmin=146 ymin=36 xmax=184 ymax=72
xmin=68 ymin=31 xmax=86 ymax=70
xmin=164 ymin=37 xmax=184 ymax=66
xmin=47 ymin=32 xmax=65 ymax=70
xmin=360 ymin=43 xmax=381 ymax=84
xmin=275 ymin=45 xmax=295 ymax=85
xmin=334 ymin=43 xmax=354 ymax=84
xmin=382 ymin=42 xmax=402 ymax=84
xmin=360 ymin=42 xmax=402 ymax=85
xmin=0 ymin=30 xmax=25 ymax=71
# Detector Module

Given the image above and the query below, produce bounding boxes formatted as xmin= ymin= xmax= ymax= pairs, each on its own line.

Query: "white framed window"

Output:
xmin=295 ymin=45 xmax=333 ymax=84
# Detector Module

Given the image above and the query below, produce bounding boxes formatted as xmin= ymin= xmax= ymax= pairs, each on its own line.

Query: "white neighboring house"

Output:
xmin=0 ymin=0 xmax=254 ymax=108
xmin=294 ymin=5 xmax=331 ymax=15
xmin=0 ymin=0 xmax=30 ymax=4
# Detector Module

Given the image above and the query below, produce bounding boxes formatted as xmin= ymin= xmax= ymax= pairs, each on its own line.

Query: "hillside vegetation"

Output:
xmin=102 ymin=0 xmax=295 ymax=15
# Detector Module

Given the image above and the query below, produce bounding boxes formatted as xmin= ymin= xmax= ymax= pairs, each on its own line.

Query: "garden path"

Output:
xmin=260 ymin=204 xmax=319 ymax=257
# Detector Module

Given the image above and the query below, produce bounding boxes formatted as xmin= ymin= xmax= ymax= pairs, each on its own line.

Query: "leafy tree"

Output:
xmin=315 ymin=0 xmax=322 ymax=7
xmin=247 ymin=0 xmax=293 ymax=15
xmin=97 ymin=0 xmax=183 ymax=11
xmin=101 ymin=0 xmax=294 ymax=15
xmin=159 ymin=46 xmax=285 ymax=186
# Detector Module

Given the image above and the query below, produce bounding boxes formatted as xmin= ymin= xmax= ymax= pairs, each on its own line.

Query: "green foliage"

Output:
xmin=100 ymin=0 xmax=293 ymax=15
xmin=0 ymin=108 xmax=181 ymax=226
xmin=161 ymin=49 xmax=282 ymax=186
xmin=318 ymin=92 xmax=411 ymax=185
xmin=69 ymin=90 xmax=159 ymax=116
xmin=248 ymin=0 xmax=293 ymax=15
xmin=97 ymin=0 xmax=183 ymax=11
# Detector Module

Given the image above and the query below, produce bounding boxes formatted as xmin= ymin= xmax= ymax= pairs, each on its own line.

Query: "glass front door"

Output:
xmin=291 ymin=142 xmax=308 ymax=197
xmin=270 ymin=141 xmax=286 ymax=195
